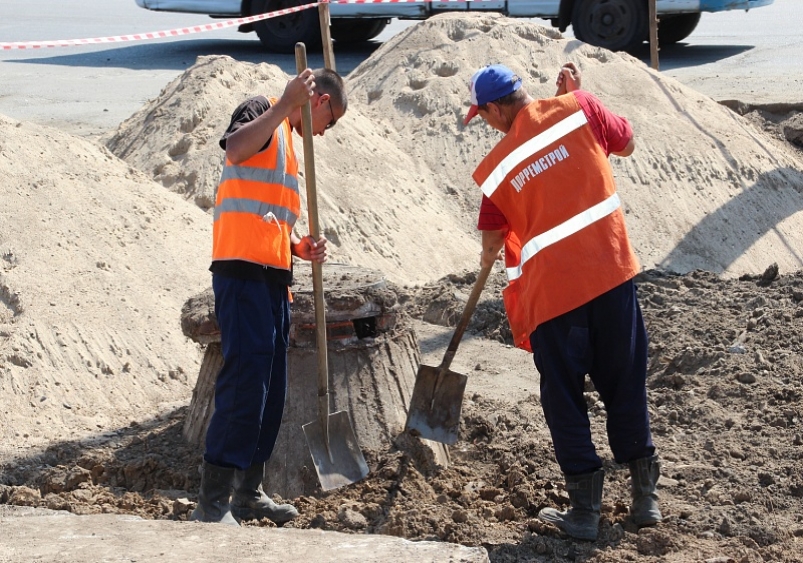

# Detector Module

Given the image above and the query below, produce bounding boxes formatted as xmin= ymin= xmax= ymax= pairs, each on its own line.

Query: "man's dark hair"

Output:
xmin=314 ymin=68 xmax=348 ymax=114
xmin=478 ymin=88 xmax=527 ymax=112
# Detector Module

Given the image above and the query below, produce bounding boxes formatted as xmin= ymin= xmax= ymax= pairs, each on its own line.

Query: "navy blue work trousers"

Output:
xmin=204 ymin=274 xmax=290 ymax=470
xmin=530 ymin=279 xmax=655 ymax=476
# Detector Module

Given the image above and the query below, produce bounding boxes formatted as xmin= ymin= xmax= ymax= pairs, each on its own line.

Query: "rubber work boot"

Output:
xmin=190 ymin=461 xmax=239 ymax=526
xmin=538 ymin=469 xmax=604 ymax=541
xmin=629 ymin=454 xmax=662 ymax=527
xmin=231 ymin=463 xmax=299 ymax=524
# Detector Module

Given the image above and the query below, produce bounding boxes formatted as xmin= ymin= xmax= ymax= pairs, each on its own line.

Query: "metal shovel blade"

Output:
xmin=302 ymin=410 xmax=369 ymax=491
xmin=405 ymin=364 xmax=468 ymax=445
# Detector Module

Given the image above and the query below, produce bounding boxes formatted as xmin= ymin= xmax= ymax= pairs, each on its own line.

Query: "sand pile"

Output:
xmin=102 ymin=55 xmax=476 ymax=285
xmin=105 ymin=13 xmax=803 ymax=286
xmin=5 ymin=7 xmax=803 ymax=463
xmin=0 ymin=115 xmax=211 ymax=454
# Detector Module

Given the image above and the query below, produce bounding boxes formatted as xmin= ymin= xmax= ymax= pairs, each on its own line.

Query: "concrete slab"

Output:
xmin=0 ymin=507 xmax=489 ymax=563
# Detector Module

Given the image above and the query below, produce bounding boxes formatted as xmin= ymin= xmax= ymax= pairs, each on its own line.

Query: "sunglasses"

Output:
xmin=326 ymin=99 xmax=337 ymax=130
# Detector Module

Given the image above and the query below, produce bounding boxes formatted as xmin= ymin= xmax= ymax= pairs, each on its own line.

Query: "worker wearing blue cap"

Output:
xmin=466 ymin=62 xmax=661 ymax=541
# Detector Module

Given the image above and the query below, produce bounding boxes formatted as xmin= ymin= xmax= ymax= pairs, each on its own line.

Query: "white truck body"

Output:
xmin=134 ymin=0 xmax=774 ymax=18
xmin=133 ymin=0 xmax=775 ymax=53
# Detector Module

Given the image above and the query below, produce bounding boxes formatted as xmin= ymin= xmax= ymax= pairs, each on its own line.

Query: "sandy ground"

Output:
xmin=2 ymin=12 xmax=803 ymax=563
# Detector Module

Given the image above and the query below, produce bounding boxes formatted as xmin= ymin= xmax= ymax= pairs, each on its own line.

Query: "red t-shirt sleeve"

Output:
xmin=572 ymin=90 xmax=633 ymax=155
xmin=477 ymin=194 xmax=509 ymax=231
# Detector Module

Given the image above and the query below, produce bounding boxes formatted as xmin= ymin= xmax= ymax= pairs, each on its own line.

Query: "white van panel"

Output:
xmin=330 ymin=3 xmax=425 ymax=18
xmin=656 ymin=0 xmax=701 ymax=13
xmin=506 ymin=1 xmax=559 ymax=18
xmin=135 ymin=0 xmax=241 ymax=15
xmin=429 ymin=1 xmax=505 ymax=10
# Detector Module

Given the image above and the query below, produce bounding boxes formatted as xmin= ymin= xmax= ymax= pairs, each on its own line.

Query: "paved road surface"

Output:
xmin=0 ymin=0 xmax=800 ymax=137
xmin=0 ymin=506 xmax=490 ymax=563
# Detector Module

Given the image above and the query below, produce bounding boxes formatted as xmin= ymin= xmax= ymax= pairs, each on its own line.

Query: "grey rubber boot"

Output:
xmin=231 ymin=463 xmax=299 ymax=525
xmin=189 ymin=461 xmax=239 ymax=526
xmin=538 ymin=469 xmax=604 ymax=541
xmin=629 ymin=454 xmax=662 ymax=527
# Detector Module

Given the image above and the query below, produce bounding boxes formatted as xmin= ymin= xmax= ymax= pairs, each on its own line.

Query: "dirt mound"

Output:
xmin=0 ymin=115 xmax=211 ymax=455
xmin=729 ymin=101 xmax=803 ymax=157
xmin=101 ymin=54 xmax=475 ymax=286
xmin=2 ymin=267 xmax=803 ymax=562
xmin=396 ymin=268 xmax=511 ymax=345
xmin=104 ymin=13 xmax=803 ymax=286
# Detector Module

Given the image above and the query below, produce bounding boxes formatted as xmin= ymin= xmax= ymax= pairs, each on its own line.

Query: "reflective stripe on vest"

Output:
xmin=218 ymin=162 xmax=299 ymax=194
xmin=506 ymin=193 xmax=621 ymax=281
xmin=480 ymin=110 xmax=588 ymax=199
xmin=477 ymin=108 xmax=622 ymax=284
xmin=213 ymin=197 xmax=299 ymax=226
xmin=472 ymin=95 xmax=640 ymax=351
xmin=216 ymin=123 xmax=299 ymax=225
xmin=213 ymin=114 xmax=300 ymax=269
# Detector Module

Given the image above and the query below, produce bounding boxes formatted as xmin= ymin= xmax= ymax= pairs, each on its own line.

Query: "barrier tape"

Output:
xmin=0 ymin=2 xmax=320 ymax=50
xmin=0 ymin=0 xmax=496 ymax=50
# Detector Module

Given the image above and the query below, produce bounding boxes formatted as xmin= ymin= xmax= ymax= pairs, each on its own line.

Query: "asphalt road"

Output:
xmin=0 ymin=0 xmax=800 ymax=138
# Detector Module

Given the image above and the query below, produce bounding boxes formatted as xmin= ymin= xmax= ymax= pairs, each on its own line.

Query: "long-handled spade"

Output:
xmin=405 ymin=263 xmax=492 ymax=445
xmin=295 ymin=43 xmax=369 ymax=491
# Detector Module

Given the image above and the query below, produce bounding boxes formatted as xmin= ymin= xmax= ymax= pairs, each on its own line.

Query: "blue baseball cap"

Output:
xmin=464 ymin=64 xmax=522 ymax=125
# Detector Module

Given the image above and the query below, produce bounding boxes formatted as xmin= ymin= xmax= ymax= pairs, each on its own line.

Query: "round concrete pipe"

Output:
xmin=181 ymin=263 xmax=448 ymax=498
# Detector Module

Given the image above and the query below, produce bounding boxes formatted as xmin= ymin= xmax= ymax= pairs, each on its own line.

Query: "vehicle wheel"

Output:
xmin=658 ymin=12 xmax=701 ymax=45
xmin=571 ymin=0 xmax=648 ymax=53
xmin=330 ymin=19 xmax=389 ymax=44
xmin=251 ymin=0 xmax=322 ymax=54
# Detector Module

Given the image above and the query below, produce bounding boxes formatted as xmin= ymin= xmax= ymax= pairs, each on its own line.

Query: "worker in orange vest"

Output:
xmin=191 ymin=67 xmax=346 ymax=526
xmin=465 ymin=63 xmax=661 ymax=541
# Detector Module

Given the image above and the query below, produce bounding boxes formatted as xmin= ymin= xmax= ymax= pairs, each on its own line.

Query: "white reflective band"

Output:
xmin=480 ymin=110 xmax=588 ymax=198
xmin=506 ymin=193 xmax=621 ymax=281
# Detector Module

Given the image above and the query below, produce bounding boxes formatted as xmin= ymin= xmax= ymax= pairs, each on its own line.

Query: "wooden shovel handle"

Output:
xmin=439 ymin=263 xmax=493 ymax=372
xmin=295 ymin=43 xmax=329 ymax=400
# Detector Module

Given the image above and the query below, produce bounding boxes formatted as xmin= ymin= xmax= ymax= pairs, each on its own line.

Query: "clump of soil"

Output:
xmin=3 ymin=267 xmax=803 ymax=563
xmin=397 ymin=268 xmax=512 ymax=345
xmin=723 ymin=101 xmax=803 ymax=159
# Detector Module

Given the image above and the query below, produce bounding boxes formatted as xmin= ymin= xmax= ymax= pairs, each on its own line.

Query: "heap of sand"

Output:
xmin=0 ymin=115 xmax=211 ymax=454
xmin=3 ymin=12 xmax=803 ymax=455
xmin=105 ymin=12 xmax=803 ymax=285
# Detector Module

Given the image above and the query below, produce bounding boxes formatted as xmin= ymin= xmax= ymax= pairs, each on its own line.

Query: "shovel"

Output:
xmin=295 ymin=42 xmax=369 ymax=491
xmin=405 ymin=263 xmax=492 ymax=445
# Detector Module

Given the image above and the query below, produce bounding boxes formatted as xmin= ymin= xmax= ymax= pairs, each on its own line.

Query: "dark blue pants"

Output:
xmin=530 ymin=279 xmax=654 ymax=476
xmin=204 ymin=274 xmax=290 ymax=470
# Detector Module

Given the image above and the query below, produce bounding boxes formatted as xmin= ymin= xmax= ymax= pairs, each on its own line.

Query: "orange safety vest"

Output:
xmin=472 ymin=94 xmax=640 ymax=352
xmin=212 ymin=99 xmax=300 ymax=271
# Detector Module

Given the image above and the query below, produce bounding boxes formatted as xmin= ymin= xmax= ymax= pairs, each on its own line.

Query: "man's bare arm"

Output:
xmin=481 ymin=229 xmax=507 ymax=268
xmin=225 ymin=69 xmax=315 ymax=164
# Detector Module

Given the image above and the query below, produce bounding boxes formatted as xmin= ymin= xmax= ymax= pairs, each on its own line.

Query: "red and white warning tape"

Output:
xmin=0 ymin=0 xmax=493 ymax=50
xmin=0 ymin=2 xmax=320 ymax=50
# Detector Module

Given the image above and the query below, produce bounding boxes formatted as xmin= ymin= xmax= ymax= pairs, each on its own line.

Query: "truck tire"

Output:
xmin=658 ymin=12 xmax=701 ymax=45
xmin=571 ymin=0 xmax=648 ymax=53
xmin=251 ymin=0 xmax=322 ymax=53
xmin=330 ymin=19 xmax=389 ymax=44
